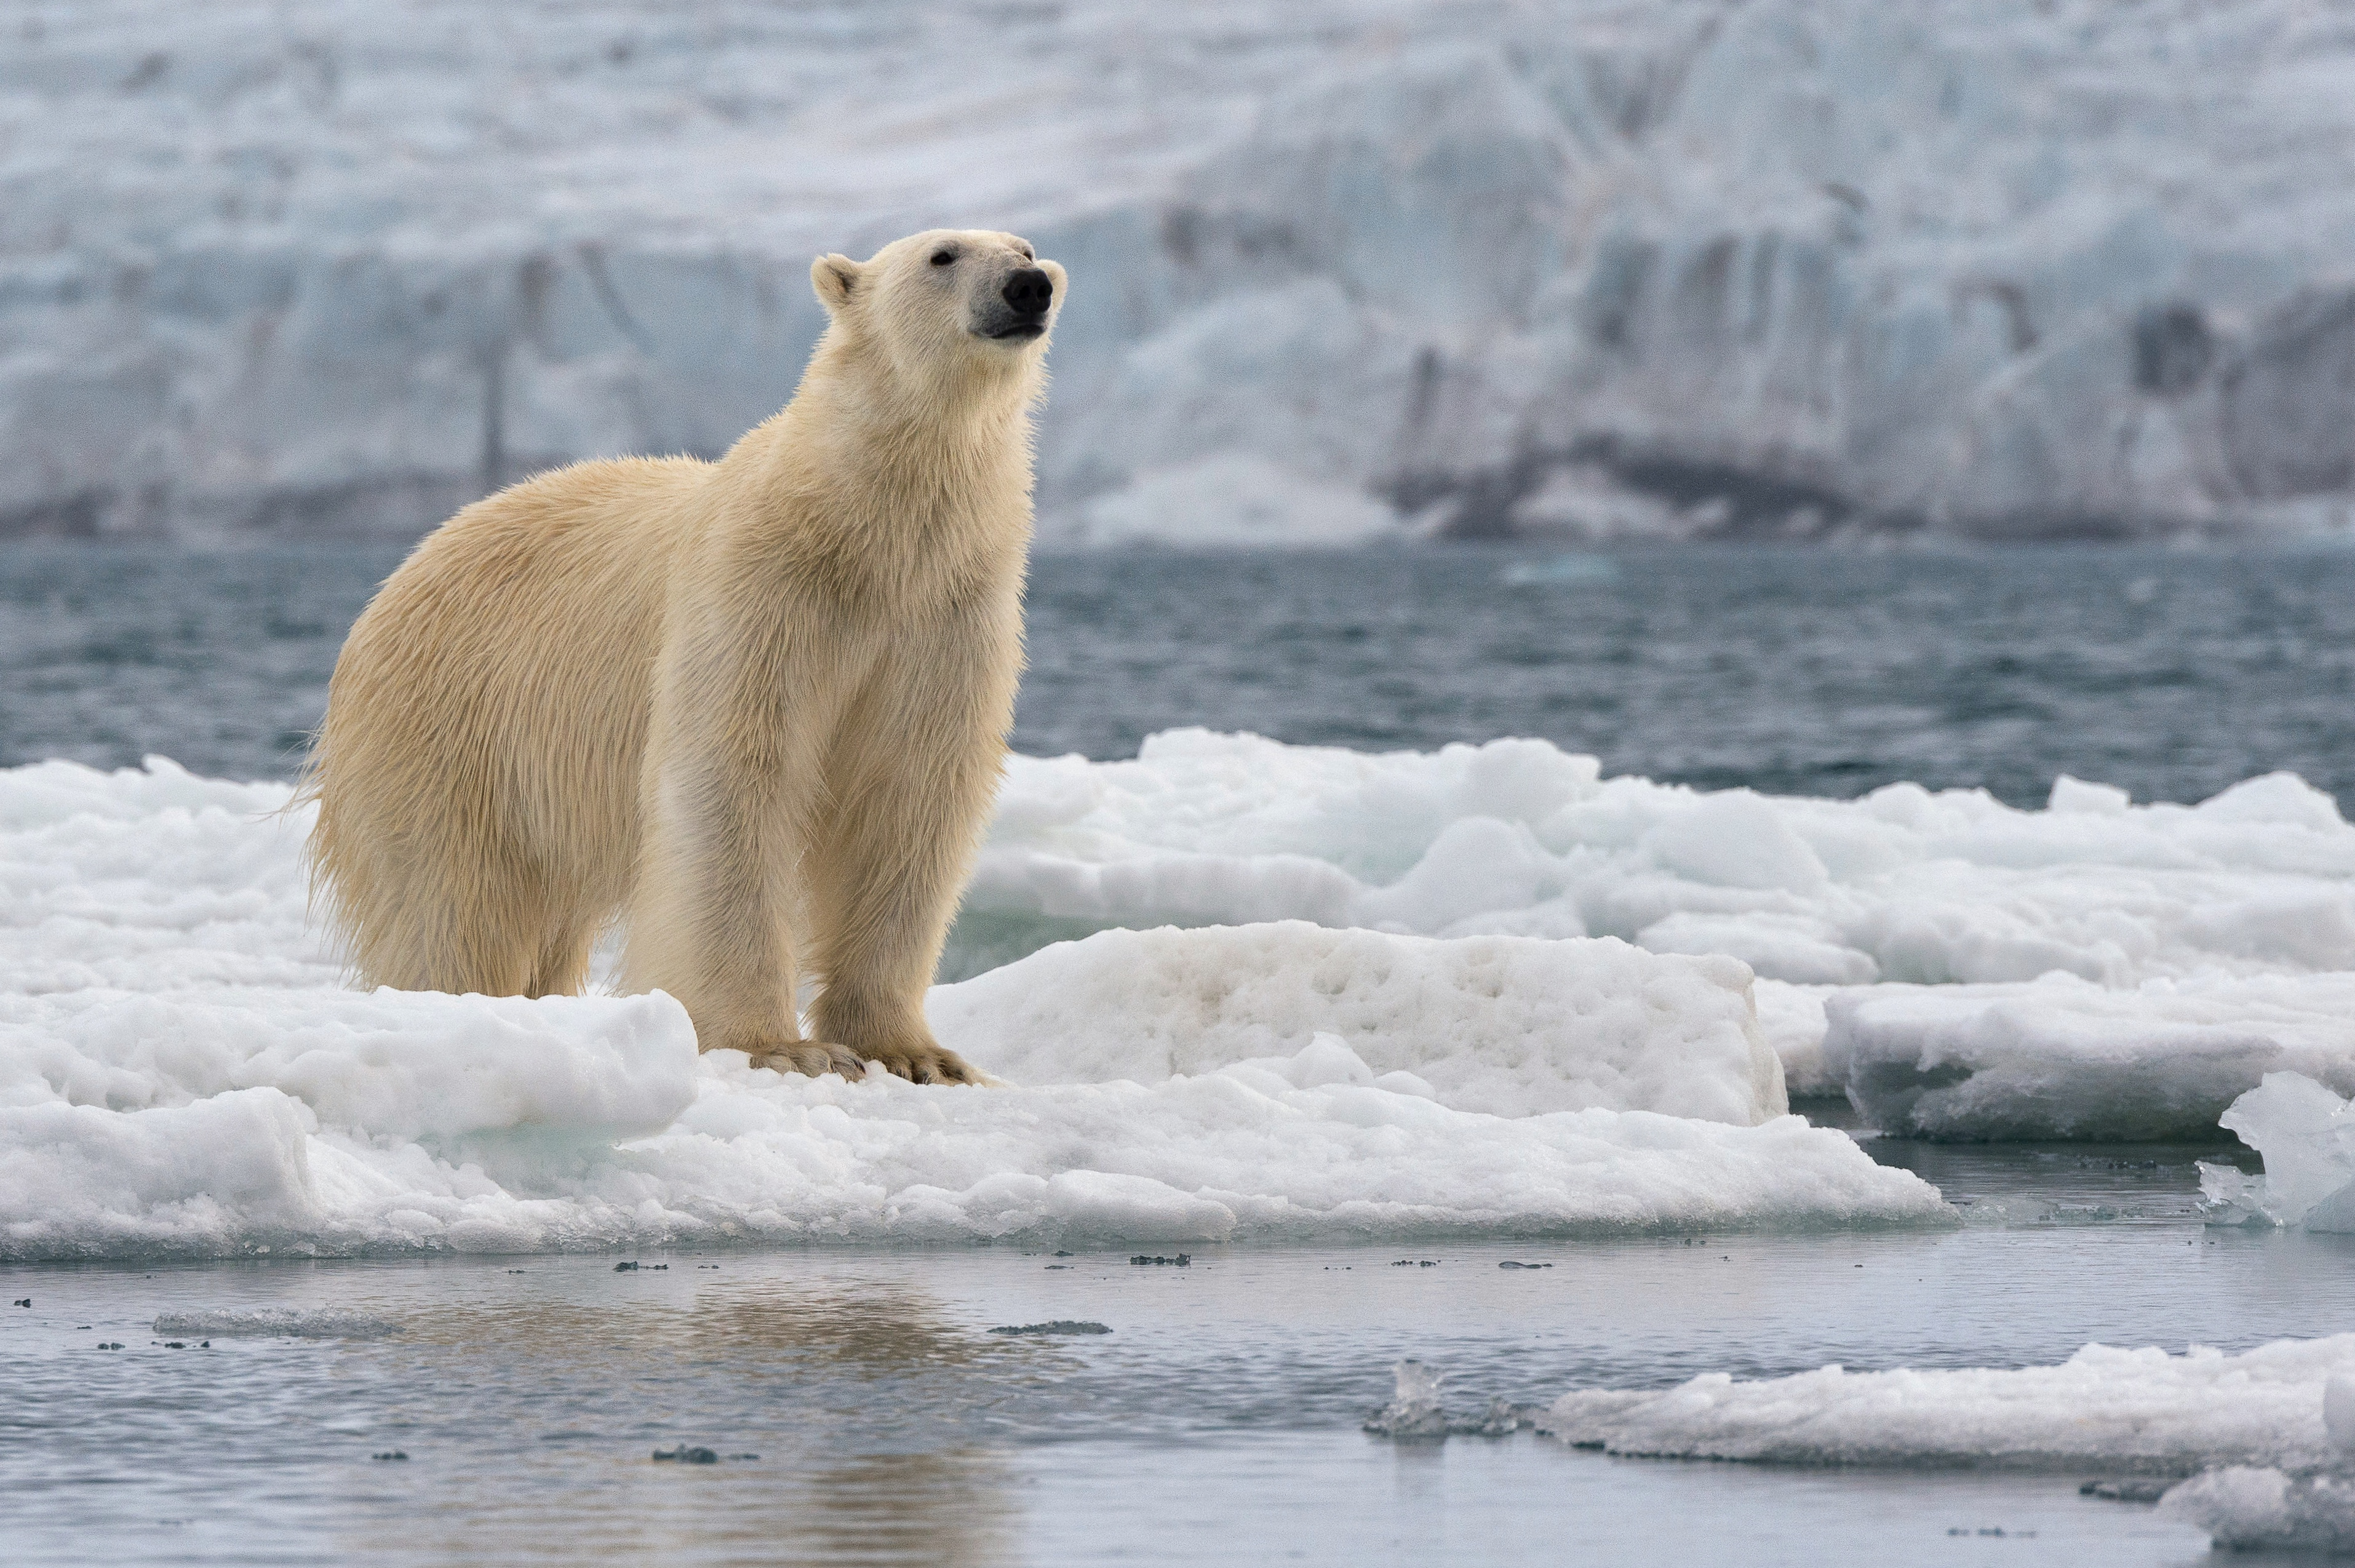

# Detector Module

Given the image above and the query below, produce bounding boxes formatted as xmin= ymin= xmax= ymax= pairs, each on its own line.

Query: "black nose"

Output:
xmin=1002 ymin=267 xmax=1053 ymax=318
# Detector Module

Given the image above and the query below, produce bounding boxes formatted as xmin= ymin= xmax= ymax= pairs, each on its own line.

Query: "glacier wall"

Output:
xmin=10 ymin=0 xmax=2355 ymax=546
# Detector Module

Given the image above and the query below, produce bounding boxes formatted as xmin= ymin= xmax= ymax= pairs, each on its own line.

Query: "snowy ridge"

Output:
xmin=12 ymin=1 xmax=2355 ymax=543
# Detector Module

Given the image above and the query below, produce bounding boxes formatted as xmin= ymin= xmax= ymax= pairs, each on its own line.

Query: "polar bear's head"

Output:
xmin=810 ymin=229 xmax=1066 ymax=388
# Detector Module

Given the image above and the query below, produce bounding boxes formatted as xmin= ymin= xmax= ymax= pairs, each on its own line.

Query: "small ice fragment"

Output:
xmin=986 ymin=1321 xmax=1112 ymax=1336
xmin=2161 ymin=1467 xmax=2355 ymax=1553
xmin=1498 ymin=1260 xmax=1552 ymax=1270
xmin=2204 ymin=1073 xmax=2355 ymax=1228
xmin=2326 ymin=1374 xmax=2355 ymax=1454
xmin=2079 ymin=1478 xmax=2170 ymax=1503
xmin=153 ymin=1310 xmax=399 ymax=1340
xmin=1364 ymin=1359 xmax=1450 ymax=1439
xmin=1459 ymin=1396 xmax=1528 ymax=1436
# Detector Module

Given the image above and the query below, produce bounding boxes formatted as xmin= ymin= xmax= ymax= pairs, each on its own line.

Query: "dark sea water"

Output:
xmin=7 ymin=1148 xmax=2332 ymax=1567
xmin=5 ymin=542 xmax=2354 ymax=808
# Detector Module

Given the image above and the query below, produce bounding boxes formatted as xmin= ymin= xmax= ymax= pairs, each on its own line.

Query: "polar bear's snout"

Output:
xmin=1002 ymin=268 xmax=1053 ymax=318
xmin=981 ymin=266 xmax=1055 ymax=341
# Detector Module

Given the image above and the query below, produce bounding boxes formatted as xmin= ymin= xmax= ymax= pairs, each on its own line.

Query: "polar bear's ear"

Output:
xmin=811 ymin=253 xmax=862 ymax=312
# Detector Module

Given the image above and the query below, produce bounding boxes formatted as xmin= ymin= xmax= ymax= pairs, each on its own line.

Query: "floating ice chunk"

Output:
xmin=926 ymin=922 xmax=1787 ymax=1124
xmin=2198 ymin=1073 xmax=2355 ymax=1230
xmin=2160 ymin=1467 xmax=2355 ymax=1554
xmin=1363 ymin=1360 xmax=1451 ymax=1439
xmin=151 ymin=1308 xmax=402 ymax=1339
xmin=1535 ymin=1334 xmax=2355 ymax=1473
xmin=1829 ymin=978 xmax=2355 ymax=1140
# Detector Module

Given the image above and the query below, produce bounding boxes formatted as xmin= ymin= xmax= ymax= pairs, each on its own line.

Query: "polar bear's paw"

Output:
xmin=737 ymin=1039 xmax=867 ymax=1080
xmin=856 ymin=1041 xmax=986 ymax=1086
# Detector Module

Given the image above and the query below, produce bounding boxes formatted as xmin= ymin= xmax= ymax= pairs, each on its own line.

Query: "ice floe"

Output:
xmin=0 ymin=754 xmax=1939 ymax=1258
xmin=1534 ymin=1335 xmax=2355 ymax=1474
xmin=14 ymin=724 xmax=2355 ymax=1257
xmin=2197 ymin=1073 xmax=2355 ymax=1232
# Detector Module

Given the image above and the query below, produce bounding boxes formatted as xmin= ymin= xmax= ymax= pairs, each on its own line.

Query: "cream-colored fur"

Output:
xmin=302 ymin=229 xmax=1065 ymax=1084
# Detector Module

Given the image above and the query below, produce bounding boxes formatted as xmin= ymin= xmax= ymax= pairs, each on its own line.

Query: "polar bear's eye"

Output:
xmin=930 ymin=249 xmax=956 ymax=266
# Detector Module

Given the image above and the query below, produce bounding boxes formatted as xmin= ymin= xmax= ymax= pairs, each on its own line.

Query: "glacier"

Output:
xmin=10 ymin=0 xmax=2355 ymax=544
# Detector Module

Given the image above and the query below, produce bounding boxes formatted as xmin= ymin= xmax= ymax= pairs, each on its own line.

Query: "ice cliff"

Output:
xmin=10 ymin=0 xmax=2355 ymax=545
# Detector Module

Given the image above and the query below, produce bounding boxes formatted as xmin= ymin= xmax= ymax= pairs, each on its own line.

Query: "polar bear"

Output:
xmin=302 ymin=229 xmax=1064 ymax=1084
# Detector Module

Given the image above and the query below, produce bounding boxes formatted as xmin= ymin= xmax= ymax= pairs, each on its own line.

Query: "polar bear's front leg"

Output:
xmin=800 ymin=631 xmax=1014 ymax=1086
xmin=618 ymin=607 xmax=870 ymax=1073
xmin=623 ymin=751 xmax=845 ymax=1067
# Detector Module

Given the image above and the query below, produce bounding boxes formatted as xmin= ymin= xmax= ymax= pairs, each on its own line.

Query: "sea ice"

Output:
xmin=1828 ymin=977 xmax=2355 ymax=1141
xmin=0 ymin=755 xmax=1943 ymax=1259
xmin=2159 ymin=1467 xmax=2355 ymax=1554
xmin=1362 ymin=1361 xmax=1451 ymax=1439
xmin=17 ymin=730 xmax=2355 ymax=1206
xmin=929 ymin=922 xmax=1787 ymax=1123
xmin=1534 ymin=1334 xmax=2355 ymax=1474
xmin=966 ymin=733 xmax=2355 ymax=1136
xmin=2196 ymin=1073 xmax=2355 ymax=1232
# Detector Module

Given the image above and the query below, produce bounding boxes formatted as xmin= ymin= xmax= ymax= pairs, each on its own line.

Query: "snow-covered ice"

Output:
xmin=15 ymin=720 xmax=2355 ymax=1256
xmin=928 ymin=922 xmax=1787 ymax=1124
xmin=1828 ymin=977 xmax=2355 ymax=1141
xmin=967 ymin=730 xmax=2355 ymax=1136
xmin=1534 ymin=1334 xmax=2355 ymax=1474
xmin=15 ymin=1 xmax=2355 ymax=543
xmin=2196 ymin=1073 xmax=2355 ymax=1232
xmin=0 ymin=752 xmax=1942 ymax=1259
xmin=2160 ymin=1467 xmax=2355 ymax=1555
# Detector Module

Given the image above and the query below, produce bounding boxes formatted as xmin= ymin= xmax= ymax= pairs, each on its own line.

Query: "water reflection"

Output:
xmin=327 ymin=1277 xmax=1026 ymax=1566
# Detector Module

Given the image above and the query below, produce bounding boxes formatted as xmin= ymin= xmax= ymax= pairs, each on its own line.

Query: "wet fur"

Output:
xmin=300 ymin=229 xmax=1064 ymax=1083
